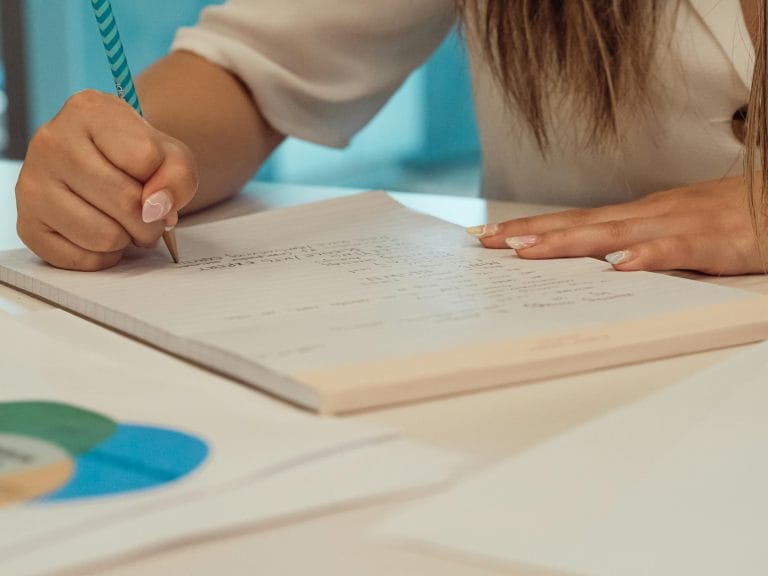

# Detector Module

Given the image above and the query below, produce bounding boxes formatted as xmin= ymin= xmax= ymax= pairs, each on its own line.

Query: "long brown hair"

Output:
xmin=746 ymin=1 xmax=768 ymax=243
xmin=459 ymin=0 xmax=768 ymax=244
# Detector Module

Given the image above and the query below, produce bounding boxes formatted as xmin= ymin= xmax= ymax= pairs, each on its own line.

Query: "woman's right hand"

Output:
xmin=15 ymin=89 xmax=199 ymax=271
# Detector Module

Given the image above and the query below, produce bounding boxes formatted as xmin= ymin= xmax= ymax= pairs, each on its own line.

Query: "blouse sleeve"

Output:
xmin=172 ymin=0 xmax=456 ymax=147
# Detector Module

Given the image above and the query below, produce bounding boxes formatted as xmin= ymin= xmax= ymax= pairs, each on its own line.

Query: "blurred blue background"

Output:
xmin=4 ymin=0 xmax=481 ymax=195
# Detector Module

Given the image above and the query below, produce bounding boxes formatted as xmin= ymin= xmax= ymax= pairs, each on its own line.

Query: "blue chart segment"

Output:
xmin=41 ymin=424 xmax=209 ymax=502
xmin=0 ymin=402 xmax=209 ymax=507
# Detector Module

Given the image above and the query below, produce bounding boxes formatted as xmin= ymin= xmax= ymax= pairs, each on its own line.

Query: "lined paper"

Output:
xmin=1 ymin=192 xmax=766 ymax=411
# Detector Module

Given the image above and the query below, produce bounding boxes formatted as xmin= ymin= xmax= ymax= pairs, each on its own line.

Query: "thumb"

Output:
xmin=140 ymin=140 xmax=199 ymax=225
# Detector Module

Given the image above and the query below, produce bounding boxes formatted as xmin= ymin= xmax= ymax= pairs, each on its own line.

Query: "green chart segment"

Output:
xmin=0 ymin=401 xmax=208 ymax=507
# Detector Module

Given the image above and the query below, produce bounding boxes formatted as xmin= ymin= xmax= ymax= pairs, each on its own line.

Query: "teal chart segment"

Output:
xmin=41 ymin=424 xmax=208 ymax=502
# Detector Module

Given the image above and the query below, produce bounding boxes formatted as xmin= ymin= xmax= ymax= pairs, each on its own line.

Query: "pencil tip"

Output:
xmin=162 ymin=231 xmax=179 ymax=264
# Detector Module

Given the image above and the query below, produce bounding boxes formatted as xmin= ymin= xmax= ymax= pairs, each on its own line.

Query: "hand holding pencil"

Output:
xmin=91 ymin=0 xmax=180 ymax=263
xmin=14 ymin=1 xmax=198 ymax=271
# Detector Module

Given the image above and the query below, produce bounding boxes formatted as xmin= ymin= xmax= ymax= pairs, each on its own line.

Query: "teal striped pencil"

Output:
xmin=91 ymin=0 xmax=142 ymax=114
xmin=90 ymin=0 xmax=179 ymax=263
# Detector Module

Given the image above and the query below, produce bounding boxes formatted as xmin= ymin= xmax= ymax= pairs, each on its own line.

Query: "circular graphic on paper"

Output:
xmin=0 ymin=401 xmax=208 ymax=508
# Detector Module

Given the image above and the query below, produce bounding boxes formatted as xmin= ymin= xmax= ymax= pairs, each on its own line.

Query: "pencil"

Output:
xmin=90 ymin=0 xmax=179 ymax=263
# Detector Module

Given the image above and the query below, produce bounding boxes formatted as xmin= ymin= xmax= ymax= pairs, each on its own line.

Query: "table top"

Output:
xmin=2 ymin=159 xmax=767 ymax=575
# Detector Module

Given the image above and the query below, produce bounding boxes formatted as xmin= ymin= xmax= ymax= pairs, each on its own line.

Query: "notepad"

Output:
xmin=1 ymin=192 xmax=767 ymax=413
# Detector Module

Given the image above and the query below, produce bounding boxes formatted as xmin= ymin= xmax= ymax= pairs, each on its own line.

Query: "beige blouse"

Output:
xmin=173 ymin=0 xmax=754 ymax=207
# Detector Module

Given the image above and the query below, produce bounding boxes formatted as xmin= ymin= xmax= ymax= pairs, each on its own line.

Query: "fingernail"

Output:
xmin=466 ymin=224 xmax=500 ymax=239
xmin=605 ymin=250 xmax=632 ymax=265
xmin=505 ymin=235 xmax=538 ymax=250
xmin=142 ymin=190 xmax=173 ymax=223
xmin=164 ymin=211 xmax=179 ymax=232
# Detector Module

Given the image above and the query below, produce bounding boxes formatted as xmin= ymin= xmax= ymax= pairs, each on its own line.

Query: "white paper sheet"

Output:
xmin=0 ymin=314 xmax=391 ymax=555
xmin=6 ymin=439 xmax=466 ymax=576
xmin=377 ymin=341 xmax=768 ymax=576
xmin=1 ymin=310 xmax=469 ymax=576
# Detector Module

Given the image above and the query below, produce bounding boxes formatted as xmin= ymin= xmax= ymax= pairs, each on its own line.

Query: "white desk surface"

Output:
xmin=2 ymin=159 xmax=767 ymax=576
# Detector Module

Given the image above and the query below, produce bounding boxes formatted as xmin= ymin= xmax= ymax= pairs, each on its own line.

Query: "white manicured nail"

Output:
xmin=164 ymin=211 xmax=179 ymax=232
xmin=605 ymin=250 xmax=632 ymax=265
xmin=505 ymin=235 xmax=538 ymax=250
xmin=466 ymin=224 xmax=500 ymax=239
xmin=142 ymin=190 xmax=173 ymax=223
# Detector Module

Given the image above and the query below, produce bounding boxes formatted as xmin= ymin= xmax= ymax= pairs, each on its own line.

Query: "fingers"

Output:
xmin=141 ymin=139 xmax=199 ymax=222
xmin=608 ymin=236 xmax=757 ymax=276
xmin=57 ymin=91 xmax=198 ymax=226
xmin=489 ymin=216 xmax=750 ymax=275
xmin=17 ymin=90 xmax=199 ymax=270
xmin=17 ymin=220 xmax=123 ymax=272
xmin=57 ymin=90 xmax=164 ymax=182
xmin=468 ymin=215 xmax=685 ymax=264
xmin=44 ymin=137 xmax=165 ymax=247
xmin=498 ymin=217 xmax=679 ymax=260
xmin=32 ymin=181 xmax=133 ymax=254
xmin=470 ymin=199 xmax=664 ymax=249
xmin=465 ymin=177 xmax=764 ymax=274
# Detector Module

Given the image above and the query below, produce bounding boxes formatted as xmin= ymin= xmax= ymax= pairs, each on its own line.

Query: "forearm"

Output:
xmin=136 ymin=50 xmax=284 ymax=213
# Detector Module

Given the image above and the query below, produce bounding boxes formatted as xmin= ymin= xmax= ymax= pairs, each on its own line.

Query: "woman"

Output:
xmin=14 ymin=0 xmax=767 ymax=274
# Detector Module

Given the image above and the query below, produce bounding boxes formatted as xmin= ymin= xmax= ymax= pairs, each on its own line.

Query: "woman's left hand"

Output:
xmin=467 ymin=176 xmax=766 ymax=276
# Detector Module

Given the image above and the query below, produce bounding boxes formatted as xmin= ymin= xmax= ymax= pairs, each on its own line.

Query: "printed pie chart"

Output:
xmin=0 ymin=401 xmax=208 ymax=507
